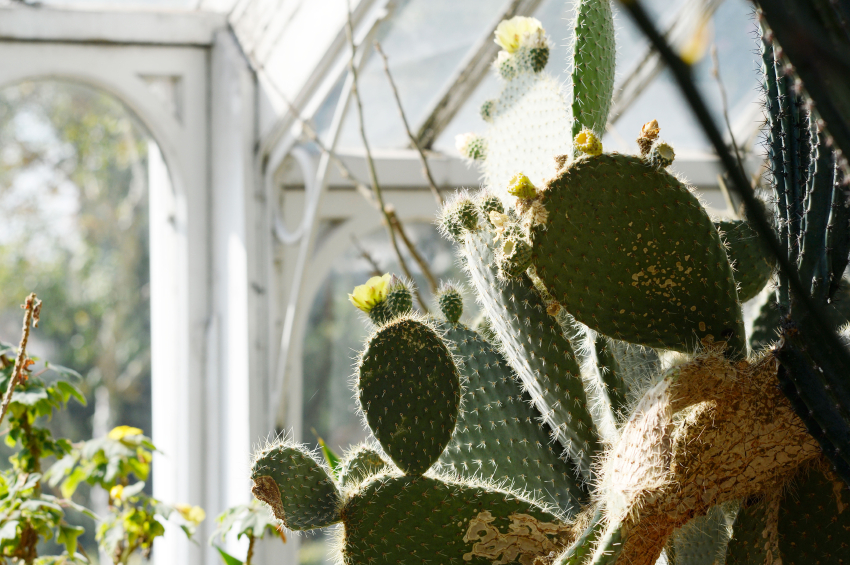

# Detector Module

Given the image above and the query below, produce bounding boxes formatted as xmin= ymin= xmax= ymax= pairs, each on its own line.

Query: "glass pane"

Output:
xmin=335 ymin=0 xmax=506 ymax=150
xmin=608 ymin=0 xmax=762 ymax=153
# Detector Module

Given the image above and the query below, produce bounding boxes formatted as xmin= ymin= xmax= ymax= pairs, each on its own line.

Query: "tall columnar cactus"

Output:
xmin=250 ymin=8 xmax=850 ymax=565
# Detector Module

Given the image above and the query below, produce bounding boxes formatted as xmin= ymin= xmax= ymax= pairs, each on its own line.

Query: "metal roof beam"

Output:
xmin=0 ymin=5 xmax=226 ymax=46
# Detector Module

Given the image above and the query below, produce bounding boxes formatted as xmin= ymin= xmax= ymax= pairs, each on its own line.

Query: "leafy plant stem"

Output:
xmin=0 ymin=293 xmax=41 ymax=427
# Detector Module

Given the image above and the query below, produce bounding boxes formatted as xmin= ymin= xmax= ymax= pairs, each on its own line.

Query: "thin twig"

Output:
xmin=346 ymin=3 xmax=428 ymax=313
xmin=387 ymin=207 xmax=439 ymax=293
xmin=374 ymin=42 xmax=444 ymax=207
xmin=0 ymin=294 xmax=41 ymax=427
xmin=351 ymin=235 xmax=383 ymax=277
xmin=710 ymin=44 xmax=745 ymax=174
xmin=617 ymin=0 xmax=850 ymax=367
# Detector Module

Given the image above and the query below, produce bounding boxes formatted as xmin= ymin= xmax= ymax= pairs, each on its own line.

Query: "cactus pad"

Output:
xmin=339 ymin=445 xmax=388 ymax=488
xmin=462 ymin=228 xmax=600 ymax=480
xmin=437 ymin=321 xmax=588 ymax=514
xmin=342 ymin=474 xmax=572 ymax=565
xmin=725 ymin=498 xmax=773 ymax=565
xmin=250 ymin=442 xmax=342 ymax=530
xmin=532 ymin=153 xmax=745 ymax=353
xmin=668 ymin=506 xmax=734 ymax=565
xmin=777 ymin=466 xmax=850 ymax=565
xmin=357 ymin=317 xmax=461 ymax=475
xmin=569 ymin=0 xmax=616 ymax=141
xmin=716 ymin=219 xmax=775 ymax=302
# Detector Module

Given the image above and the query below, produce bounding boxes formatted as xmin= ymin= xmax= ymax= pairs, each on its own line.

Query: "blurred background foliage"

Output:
xmin=0 ymin=80 xmax=152 ymax=560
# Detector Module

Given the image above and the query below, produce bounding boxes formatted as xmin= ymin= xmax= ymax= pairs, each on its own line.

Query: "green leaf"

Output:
xmin=11 ymin=388 xmax=49 ymax=406
xmin=317 ymin=437 xmax=341 ymax=478
xmin=215 ymin=545 xmax=244 ymax=565
xmin=46 ymin=363 xmax=83 ymax=380
xmin=58 ymin=524 xmax=85 ymax=555
xmin=0 ymin=520 xmax=19 ymax=541
xmin=61 ymin=467 xmax=88 ymax=499
xmin=55 ymin=382 xmax=86 ymax=406
xmin=121 ymin=481 xmax=145 ymax=499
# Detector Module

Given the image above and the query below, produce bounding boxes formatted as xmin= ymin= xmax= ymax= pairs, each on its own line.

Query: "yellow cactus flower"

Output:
xmin=175 ymin=504 xmax=206 ymax=525
xmin=507 ymin=173 xmax=538 ymax=199
xmin=348 ymin=274 xmax=393 ymax=313
xmin=574 ymin=128 xmax=603 ymax=156
xmin=494 ymin=16 xmax=544 ymax=53
xmin=108 ymin=425 xmax=143 ymax=441
xmin=110 ymin=484 xmax=124 ymax=502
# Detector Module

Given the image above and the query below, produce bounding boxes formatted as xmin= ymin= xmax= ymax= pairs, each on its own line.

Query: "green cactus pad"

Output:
xmin=593 ymin=335 xmax=629 ymax=420
xmin=716 ymin=219 xmax=775 ymax=302
xmin=462 ymin=228 xmax=601 ymax=481
xmin=250 ymin=442 xmax=342 ymax=531
xmin=437 ymin=285 xmax=465 ymax=324
xmin=569 ymin=0 xmax=616 ymax=142
xmin=725 ymin=498 xmax=772 ymax=565
xmin=533 ymin=153 xmax=745 ymax=354
xmin=342 ymin=474 xmax=571 ymax=565
xmin=357 ymin=317 xmax=461 ymax=475
xmin=588 ymin=523 xmax=624 ymax=565
xmin=777 ymin=466 xmax=850 ymax=565
xmin=339 ymin=445 xmax=388 ymax=489
xmin=436 ymin=321 xmax=588 ymax=514
xmin=554 ymin=509 xmax=605 ymax=565
xmin=668 ymin=505 xmax=733 ymax=565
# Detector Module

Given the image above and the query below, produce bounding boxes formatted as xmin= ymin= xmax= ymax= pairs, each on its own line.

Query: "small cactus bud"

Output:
xmin=369 ymin=277 xmax=413 ymax=325
xmin=437 ymin=283 xmax=464 ymax=324
xmin=574 ymin=128 xmax=603 ymax=156
xmin=648 ymin=140 xmax=675 ymax=169
xmin=455 ymin=133 xmax=486 ymax=161
xmin=480 ymin=99 xmax=495 ymax=123
xmin=498 ymin=236 xmax=533 ymax=279
xmin=637 ymin=119 xmax=660 ymax=156
xmin=528 ymin=46 xmax=549 ymax=73
xmin=480 ymin=193 xmax=505 ymax=223
xmin=439 ymin=196 xmax=479 ymax=241
xmin=495 ymin=50 xmax=518 ymax=80
xmin=507 ymin=173 xmax=538 ymax=199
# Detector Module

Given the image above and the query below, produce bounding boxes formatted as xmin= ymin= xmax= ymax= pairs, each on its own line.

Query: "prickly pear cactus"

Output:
xmin=249 ymin=9 xmax=850 ymax=565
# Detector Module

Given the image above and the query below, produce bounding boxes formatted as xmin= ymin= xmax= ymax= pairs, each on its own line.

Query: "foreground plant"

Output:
xmin=250 ymin=3 xmax=850 ymax=565
xmin=0 ymin=294 xmax=203 ymax=564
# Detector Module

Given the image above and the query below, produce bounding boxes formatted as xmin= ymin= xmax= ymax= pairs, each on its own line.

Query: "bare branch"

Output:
xmin=351 ymin=235 xmax=383 ymax=277
xmin=345 ymin=2 xmax=429 ymax=313
xmin=0 ymin=293 xmax=41 ymax=427
xmin=387 ymin=207 xmax=438 ymax=293
xmin=374 ymin=42 xmax=444 ymax=207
